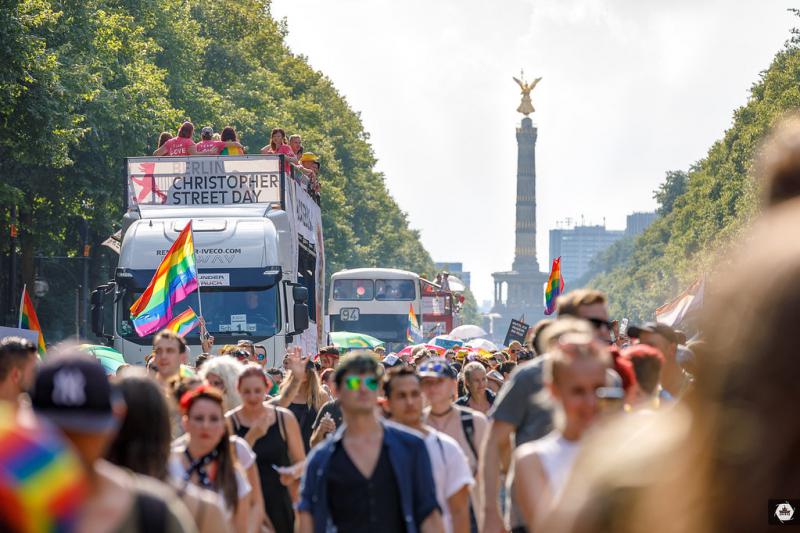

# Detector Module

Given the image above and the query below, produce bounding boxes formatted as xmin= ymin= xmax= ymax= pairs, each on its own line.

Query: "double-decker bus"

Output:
xmin=328 ymin=268 xmax=460 ymax=349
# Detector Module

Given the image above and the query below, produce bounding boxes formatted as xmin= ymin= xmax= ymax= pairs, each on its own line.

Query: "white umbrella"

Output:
xmin=466 ymin=338 xmax=498 ymax=352
xmin=450 ymin=324 xmax=488 ymax=340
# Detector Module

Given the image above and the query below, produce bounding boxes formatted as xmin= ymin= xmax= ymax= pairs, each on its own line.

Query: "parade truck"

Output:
xmin=90 ymin=154 xmax=325 ymax=367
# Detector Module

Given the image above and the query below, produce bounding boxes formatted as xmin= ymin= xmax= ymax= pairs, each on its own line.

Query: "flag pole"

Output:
xmin=190 ymin=220 xmax=205 ymax=321
xmin=18 ymin=284 xmax=26 ymax=328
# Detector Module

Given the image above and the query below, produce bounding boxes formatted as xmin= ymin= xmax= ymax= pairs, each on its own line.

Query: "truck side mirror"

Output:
xmin=91 ymin=283 xmax=116 ymax=338
xmin=90 ymin=285 xmax=108 ymax=336
xmin=293 ymin=302 xmax=309 ymax=333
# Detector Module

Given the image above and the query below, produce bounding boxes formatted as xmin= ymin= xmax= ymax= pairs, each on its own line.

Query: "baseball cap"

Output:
xmin=487 ymin=370 xmax=504 ymax=384
xmin=417 ymin=358 xmax=457 ymax=379
xmin=627 ymin=322 xmax=681 ymax=344
xmin=300 ymin=152 xmax=319 ymax=163
xmin=31 ymin=353 xmax=123 ymax=433
xmin=201 ymin=126 xmax=214 ymax=136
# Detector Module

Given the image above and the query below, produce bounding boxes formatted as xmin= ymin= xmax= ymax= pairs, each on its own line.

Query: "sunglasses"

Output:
xmin=587 ymin=317 xmax=614 ymax=330
xmin=344 ymin=375 xmax=379 ymax=392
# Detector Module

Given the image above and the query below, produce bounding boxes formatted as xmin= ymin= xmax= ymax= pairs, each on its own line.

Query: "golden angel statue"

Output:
xmin=513 ymin=75 xmax=542 ymax=116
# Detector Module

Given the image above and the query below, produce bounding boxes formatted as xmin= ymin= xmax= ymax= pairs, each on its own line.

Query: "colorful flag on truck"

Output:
xmin=544 ymin=257 xmax=565 ymax=316
xmin=18 ymin=286 xmax=46 ymax=355
xmin=130 ymin=222 xmax=198 ymax=336
xmin=407 ymin=304 xmax=423 ymax=343
xmin=165 ymin=307 xmax=201 ymax=337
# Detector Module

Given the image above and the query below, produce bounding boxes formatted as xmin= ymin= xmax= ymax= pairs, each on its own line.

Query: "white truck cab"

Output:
xmin=91 ymin=154 xmax=325 ymax=367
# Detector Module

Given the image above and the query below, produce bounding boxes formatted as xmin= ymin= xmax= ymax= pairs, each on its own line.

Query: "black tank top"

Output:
xmin=231 ymin=409 xmax=294 ymax=532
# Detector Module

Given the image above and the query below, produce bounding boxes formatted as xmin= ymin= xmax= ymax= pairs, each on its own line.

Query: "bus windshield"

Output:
xmin=375 ymin=279 xmax=416 ymax=301
xmin=332 ymin=279 xmax=374 ymax=301
xmin=119 ymin=287 xmax=280 ymax=338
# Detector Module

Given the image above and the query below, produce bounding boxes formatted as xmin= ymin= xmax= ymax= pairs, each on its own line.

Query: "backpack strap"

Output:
xmin=229 ymin=411 xmax=241 ymax=432
xmin=136 ymin=491 xmax=167 ymax=533
xmin=459 ymin=408 xmax=478 ymax=464
xmin=277 ymin=408 xmax=287 ymax=442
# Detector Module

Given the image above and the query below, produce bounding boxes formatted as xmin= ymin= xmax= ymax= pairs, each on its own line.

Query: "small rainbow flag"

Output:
xmin=130 ymin=221 xmax=198 ymax=336
xmin=544 ymin=257 xmax=565 ymax=316
xmin=18 ymin=286 xmax=46 ymax=355
xmin=166 ymin=307 xmax=200 ymax=337
xmin=407 ymin=304 xmax=423 ymax=343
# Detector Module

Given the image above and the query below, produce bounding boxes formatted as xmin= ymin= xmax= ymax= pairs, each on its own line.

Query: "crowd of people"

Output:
xmin=3 ymin=118 xmax=800 ymax=532
xmin=153 ymin=121 xmax=322 ymax=199
xmin=1 ymin=272 xmax=793 ymax=533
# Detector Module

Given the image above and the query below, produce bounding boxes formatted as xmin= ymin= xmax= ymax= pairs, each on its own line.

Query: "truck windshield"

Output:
xmin=118 ymin=287 xmax=280 ymax=338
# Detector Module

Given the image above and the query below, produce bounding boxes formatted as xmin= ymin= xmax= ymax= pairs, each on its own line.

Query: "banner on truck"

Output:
xmin=128 ymin=156 xmax=283 ymax=207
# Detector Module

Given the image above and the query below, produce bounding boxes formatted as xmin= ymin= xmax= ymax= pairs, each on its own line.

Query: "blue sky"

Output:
xmin=272 ymin=0 xmax=795 ymax=305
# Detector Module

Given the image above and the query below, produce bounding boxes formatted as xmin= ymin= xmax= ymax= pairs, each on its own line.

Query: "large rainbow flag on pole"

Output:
xmin=166 ymin=307 xmax=201 ymax=337
xmin=130 ymin=222 xmax=198 ymax=336
xmin=18 ymin=286 xmax=46 ymax=355
xmin=407 ymin=304 xmax=423 ymax=343
xmin=544 ymin=257 xmax=565 ymax=316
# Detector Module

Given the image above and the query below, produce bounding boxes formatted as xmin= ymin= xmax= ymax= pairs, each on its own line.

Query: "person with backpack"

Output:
xmin=419 ymin=358 xmax=487 ymax=533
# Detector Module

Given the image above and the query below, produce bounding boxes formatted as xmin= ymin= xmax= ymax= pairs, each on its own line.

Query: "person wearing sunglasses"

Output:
xmin=556 ymin=289 xmax=614 ymax=344
xmin=298 ymin=352 xmax=444 ymax=533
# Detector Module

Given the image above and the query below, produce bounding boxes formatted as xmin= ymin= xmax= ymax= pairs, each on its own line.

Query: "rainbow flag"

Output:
xmin=166 ymin=307 xmax=200 ymax=337
xmin=407 ymin=304 xmax=423 ymax=343
xmin=18 ymin=286 xmax=46 ymax=355
xmin=544 ymin=257 xmax=565 ymax=316
xmin=130 ymin=222 xmax=198 ymax=336
xmin=0 ymin=403 xmax=88 ymax=533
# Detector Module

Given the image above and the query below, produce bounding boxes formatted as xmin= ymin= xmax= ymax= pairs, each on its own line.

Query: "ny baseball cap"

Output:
xmin=31 ymin=353 xmax=123 ymax=433
xmin=417 ymin=358 xmax=457 ymax=379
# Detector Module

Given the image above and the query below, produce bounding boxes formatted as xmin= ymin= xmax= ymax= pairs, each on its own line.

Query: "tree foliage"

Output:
xmin=1 ymin=0 xmax=433 ymax=338
xmin=588 ymin=16 xmax=800 ymax=321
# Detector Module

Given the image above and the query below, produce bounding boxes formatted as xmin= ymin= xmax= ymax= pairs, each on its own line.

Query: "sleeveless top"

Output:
xmin=528 ymin=431 xmax=580 ymax=503
xmin=287 ymin=401 xmax=317 ymax=453
xmin=230 ymin=409 xmax=294 ymax=532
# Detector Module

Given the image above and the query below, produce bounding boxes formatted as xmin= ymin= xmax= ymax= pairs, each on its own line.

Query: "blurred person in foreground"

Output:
xmin=384 ymin=366 xmax=473 ymax=533
xmin=106 ymin=373 xmax=229 ymax=533
xmin=543 ymin=199 xmax=800 ymax=533
xmin=512 ymin=334 xmax=610 ymax=532
xmin=481 ymin=315 xmax=595 ymax=533
xmin=298 ymin=351 xmax=443 ymax=533
xmin=31 ymin=349 xmax=197 ymax=532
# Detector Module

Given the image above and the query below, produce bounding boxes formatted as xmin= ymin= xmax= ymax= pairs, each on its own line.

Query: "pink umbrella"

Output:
xmin=397 ymin=344 xmax=446 ymax=357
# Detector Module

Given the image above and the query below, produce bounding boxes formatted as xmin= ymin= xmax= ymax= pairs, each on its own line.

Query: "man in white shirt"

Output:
xmin=383 ymin=366 xmax=473 ymax=533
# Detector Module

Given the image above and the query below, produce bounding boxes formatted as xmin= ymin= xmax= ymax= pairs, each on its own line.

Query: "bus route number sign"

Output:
xmin=340 ymin=308 xmax=360 ymax=321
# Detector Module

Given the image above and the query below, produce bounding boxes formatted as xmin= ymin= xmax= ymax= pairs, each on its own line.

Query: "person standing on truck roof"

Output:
xmin=157 ymin=131 xmax=172 ymax=148
xmin=154 ymin=121 xmax=199 ymax=156
xmin=220 ymin=126 xmax=245 ymax=155
xmin=195 ymin=126 xmax=243 ymax=155
xmin=260 ymin=128 xmax=298 ymax=175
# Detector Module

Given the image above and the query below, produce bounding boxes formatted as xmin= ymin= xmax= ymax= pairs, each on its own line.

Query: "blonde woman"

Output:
xmin=200 ymin=356 xmax=245 ymax=411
